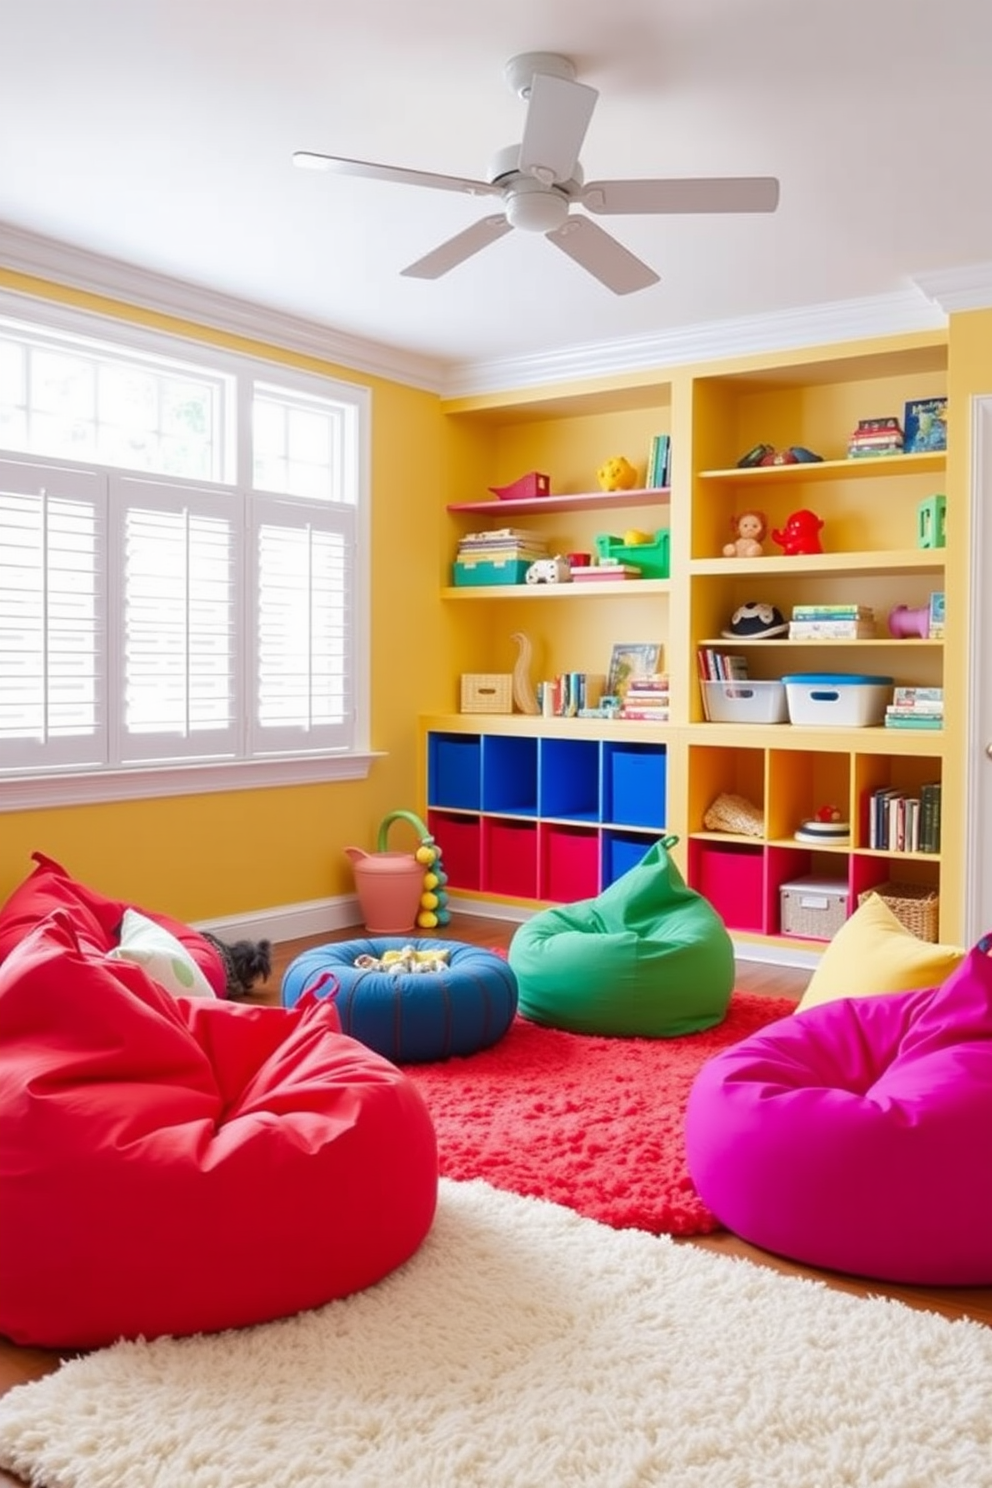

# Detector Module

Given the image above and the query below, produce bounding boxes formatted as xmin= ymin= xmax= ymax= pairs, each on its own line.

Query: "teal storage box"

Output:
xmin=453 ymin=558 xmax=530 ymax=586
xmin=594 ymin=529 xmax=671 ymax=578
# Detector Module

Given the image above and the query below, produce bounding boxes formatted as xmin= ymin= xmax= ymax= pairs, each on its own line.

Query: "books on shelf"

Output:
xmin=539 ymin=672 xmax=606 ymax=719
xmin=847 ymin=417 xmax=904 ymax=458
xmin=903 ymin=397 xmax=948 ymax=454
xmin=646 ymin=433 xmax=671 ymax=489
xmin=867 ymin=781 xmax=941 ymax=852
xmin=789 ymin=620 xmax=877 ymax=640
xmin=572 ymin=563 xmax=643 ymax=582
xmin=696 ymin=648 xmax=748 ymax=682
xmin=791 ymin=605 xmax=874 ymax=619
xmin=789 ymin=604 xmax=876 ymax=640
xmin=620 ymin=673 xmax=670 ymax=721
xmin=885 ymin=685 xmax=944 ymax=729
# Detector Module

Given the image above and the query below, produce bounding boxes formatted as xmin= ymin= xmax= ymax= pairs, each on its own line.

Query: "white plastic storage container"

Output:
xmin=781 ymin=673 xmax=893 ymax=727
xmin=701 ymin=680 xmax=789 ymax=724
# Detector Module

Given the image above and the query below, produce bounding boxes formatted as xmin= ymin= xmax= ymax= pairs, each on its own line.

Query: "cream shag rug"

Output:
xmin=1 ymin=1181 xmax=990 ymax=1488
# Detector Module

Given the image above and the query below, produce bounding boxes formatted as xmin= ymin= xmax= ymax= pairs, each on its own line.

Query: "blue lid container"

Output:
xmin=781 ymin=673 xmax=894 ymax=686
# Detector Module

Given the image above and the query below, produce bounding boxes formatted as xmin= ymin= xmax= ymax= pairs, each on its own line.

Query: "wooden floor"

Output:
xmin=1 ymin=912 xmax=988 ymax=1486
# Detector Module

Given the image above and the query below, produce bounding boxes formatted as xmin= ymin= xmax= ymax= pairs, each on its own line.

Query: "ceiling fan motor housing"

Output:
xmin=503 ymin=179 xmax=569 ymax=234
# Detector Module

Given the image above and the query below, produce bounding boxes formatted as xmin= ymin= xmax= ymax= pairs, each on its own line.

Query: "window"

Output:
xmin=0 ymin=299 xmax=370 ymax=806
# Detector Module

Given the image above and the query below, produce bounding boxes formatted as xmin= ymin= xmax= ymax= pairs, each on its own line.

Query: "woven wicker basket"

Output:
xmin=858 ymin=882 xmax=940 ymax=942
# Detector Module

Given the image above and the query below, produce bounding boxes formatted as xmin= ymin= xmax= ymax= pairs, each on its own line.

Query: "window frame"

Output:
xmin=0 ymin=290 xmax=374 ymax=813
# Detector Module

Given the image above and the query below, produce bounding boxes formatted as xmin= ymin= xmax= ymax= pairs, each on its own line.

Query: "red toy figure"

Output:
xmin=771 ymin=508 xmax=824 ymax=555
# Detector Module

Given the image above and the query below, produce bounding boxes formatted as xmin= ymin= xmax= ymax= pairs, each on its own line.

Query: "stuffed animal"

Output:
xmin=526 ymin=555 xmax=573 ymax=584
xmin=771 ymin=508 xmax=824 ymax=555
xmin=597 ymin=455 xmax=638 ymax=492
xmin=723 ymin=510 xmax=767 ymax=558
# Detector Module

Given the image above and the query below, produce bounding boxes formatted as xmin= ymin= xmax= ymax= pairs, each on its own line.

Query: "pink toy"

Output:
xmin=771 ymin=508 xmax=824 ymax=555
xmin=722 ymin=509 xmax=767 ymax=558
xmin=888 ymin=603 xmax=930 ymax=638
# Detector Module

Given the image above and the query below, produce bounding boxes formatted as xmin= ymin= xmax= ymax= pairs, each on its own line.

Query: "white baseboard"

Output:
xmin=195 ymin=894 xmax=820 ymax=970
xmin=194 ymin=895 xmax=361 ymax=944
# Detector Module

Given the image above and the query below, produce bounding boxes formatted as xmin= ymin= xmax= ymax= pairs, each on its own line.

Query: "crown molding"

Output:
xmin=911 ymin=262 xmax=992 ymax=314
xmin=0 ymin=222 xmax=447 ymax=392
xmin=442 ymin=286 xmax=948 ymax=397
xmin=0 ymin=222 xmax=956 ymax=402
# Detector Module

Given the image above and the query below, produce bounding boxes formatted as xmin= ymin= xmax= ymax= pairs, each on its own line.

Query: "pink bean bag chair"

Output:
xmin=684 ymin=936 xmax=992 ymax=1284
xmin=0 ymin=910 xmax=438 ymax=1348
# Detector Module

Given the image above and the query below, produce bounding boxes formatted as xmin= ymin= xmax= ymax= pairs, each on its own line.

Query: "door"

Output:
xmin=966 ymin=395 xmax=992 ymax=941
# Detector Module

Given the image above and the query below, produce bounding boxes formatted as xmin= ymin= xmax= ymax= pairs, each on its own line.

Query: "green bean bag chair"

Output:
xmin=509 ymin=838 xmax=734 ymax=1037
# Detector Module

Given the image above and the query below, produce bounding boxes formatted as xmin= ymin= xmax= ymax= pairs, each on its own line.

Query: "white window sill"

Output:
xmin=0 ymin=752 xmax=384 ymax=813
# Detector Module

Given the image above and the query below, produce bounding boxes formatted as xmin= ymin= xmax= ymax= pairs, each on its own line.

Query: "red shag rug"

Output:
xmin=405 ymin=992 xmax=796 ymax=1237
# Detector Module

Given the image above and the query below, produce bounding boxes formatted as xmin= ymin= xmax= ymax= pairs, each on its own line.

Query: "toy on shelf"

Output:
xmin=525 ymin=554 xmax=572 ymax=584
xmin=888 ymin=604 xmax=931 ymax=639
xmin=917 ymin=494 xmax=947 ymax=548
xmin=795 ymin=804 xmax=851 ymax=845
xmin=596 ymin=455 xmax=638 ymax=492
xmin=736 ymin=444 xmax=823 ymax=467
xmin=488 ymin=471 xmax=551 ymax=501
xmin=722 ymin=509 xmax=767 ymax=558
xmin=771 ymin=509 xmax=824 ymax=555
xmin=721 ymin=601 xmax=788 ymax=640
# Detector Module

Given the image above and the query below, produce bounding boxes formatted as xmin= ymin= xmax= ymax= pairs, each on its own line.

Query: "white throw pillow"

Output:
xmin=107 ymin=908 xmax=217 ymax=999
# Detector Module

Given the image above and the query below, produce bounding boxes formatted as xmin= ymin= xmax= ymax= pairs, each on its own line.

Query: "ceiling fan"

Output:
xmin=293 ymin=52 xmax=779 ymax=295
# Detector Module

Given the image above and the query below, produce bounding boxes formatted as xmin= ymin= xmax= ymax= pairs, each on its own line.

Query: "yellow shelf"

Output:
xmin=448 ymin=488 xmax=670 ymax=516
xmin=698 ymin=452 xmax=945 ymax=484
xmin=442 ymin=579 xmax=671 ymax=600
xmin=691 ymin=549 xmax=945 ymax=576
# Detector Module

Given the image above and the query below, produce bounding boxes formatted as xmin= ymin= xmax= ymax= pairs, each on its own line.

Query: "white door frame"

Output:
xmin=965 ymin=394 xmax=992 ymax=942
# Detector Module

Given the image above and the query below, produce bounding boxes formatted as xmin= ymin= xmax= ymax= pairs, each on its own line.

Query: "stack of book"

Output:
xmin=646 ymin=434 xmax=671 ymax=489
xmin=885 ymin=686 xmax=944 ymax=730
xmin=455 ymin=527 xmax=548 ymax=565
xmin=867 ymin=781 xmax=942 ymax=853
xmin=620 ymin=674 xmax=670 ymax=722
xmin=847 ymin=417 xmax=905 ymax=458
xmin=789 ymin=604 xmax=876 ymax=639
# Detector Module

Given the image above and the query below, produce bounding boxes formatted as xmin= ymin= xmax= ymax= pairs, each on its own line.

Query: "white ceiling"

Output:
xmin=2 ymin=0 xmax=991 ymax=385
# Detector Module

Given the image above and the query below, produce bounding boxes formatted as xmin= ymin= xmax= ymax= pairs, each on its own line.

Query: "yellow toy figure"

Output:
xmin=597 ymin=455 xmax=638 ymax=492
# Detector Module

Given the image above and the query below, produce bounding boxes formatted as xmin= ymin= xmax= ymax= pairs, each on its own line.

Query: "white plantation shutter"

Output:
xmin=114 ymin=477 xmax=240 ymax=763
xmin=0 ymin=459 xmax=107 ymax=770
xmin=250 ymin=495 xmax=354 ymax=754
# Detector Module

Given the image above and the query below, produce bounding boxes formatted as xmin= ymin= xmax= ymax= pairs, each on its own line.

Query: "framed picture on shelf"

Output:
xmin=606 ymin=642 xmax=664 ymax=700
xmin=903 ymin=397 xmax=948 ymax=453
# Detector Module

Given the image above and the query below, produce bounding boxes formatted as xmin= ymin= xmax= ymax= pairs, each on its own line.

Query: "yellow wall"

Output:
xmin=0 ymin=272 xmax=446 ymax=917
xmin=2 ymin=269 xmax=991 ymax=938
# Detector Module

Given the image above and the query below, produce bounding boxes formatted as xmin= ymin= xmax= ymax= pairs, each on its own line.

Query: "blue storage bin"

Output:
xmin=428 ymin=733 xmax=482 ymax=809
xmin=539 ymin=739 xmax=600 ymax=821
xmin=603 ymin=742 xmax=667 ymax=828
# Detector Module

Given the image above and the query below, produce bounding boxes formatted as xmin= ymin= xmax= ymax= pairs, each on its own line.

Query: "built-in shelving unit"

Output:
xmin=425 ymin=334 xmax=955 ymax=954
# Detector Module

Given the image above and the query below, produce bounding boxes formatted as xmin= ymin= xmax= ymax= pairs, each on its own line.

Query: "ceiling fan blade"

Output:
xmin=293 ymin=151 xmax=500 ymax=199
xmin=581 ymin=176 xmax=780 ymax=215
xmin=518 ymin=72 xmax=598 ymax=184
xmin=401 ymin=215 xmax=513 ymax=280
xmin=546 ymin=216 xmax=659 ymax=295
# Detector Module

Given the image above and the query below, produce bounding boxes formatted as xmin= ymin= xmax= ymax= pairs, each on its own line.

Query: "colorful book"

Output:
xmin=903 ymin=397 xmax=948 ymax=453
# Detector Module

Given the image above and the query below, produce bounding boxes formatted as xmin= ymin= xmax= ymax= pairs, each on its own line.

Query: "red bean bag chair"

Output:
xmin=0 ymin=910 xmax=438 ymax=1348
xmin=0 ymin=851 xmax=227 ymax=995
xmin=684 ymin=937 xmax=992 ymax=1285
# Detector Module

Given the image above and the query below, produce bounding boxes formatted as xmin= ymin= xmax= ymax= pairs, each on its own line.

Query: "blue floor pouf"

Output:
xmin=281 ymin=937 xmax=518 ymax=1064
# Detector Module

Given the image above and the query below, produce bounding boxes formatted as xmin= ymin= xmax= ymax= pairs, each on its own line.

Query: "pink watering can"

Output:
xmin=345 ymin=811 xmax=445 ymax=935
